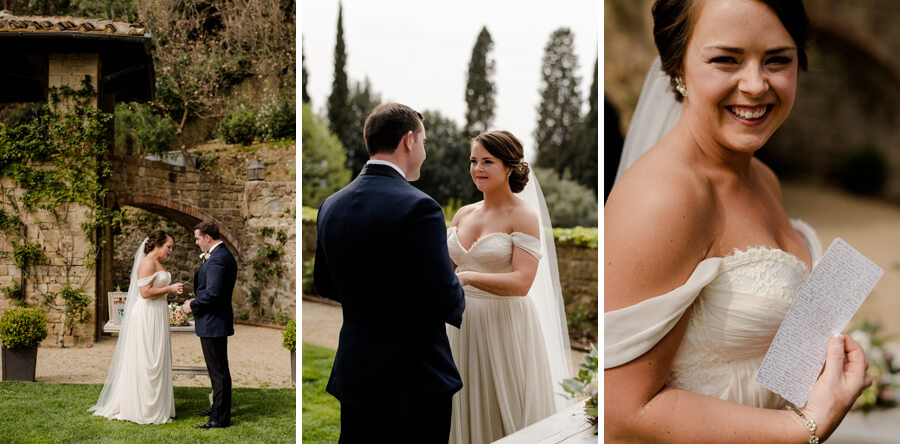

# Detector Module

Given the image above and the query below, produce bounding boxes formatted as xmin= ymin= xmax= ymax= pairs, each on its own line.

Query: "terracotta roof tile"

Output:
xmin=0 ymin=10 xmax=147 ymax=36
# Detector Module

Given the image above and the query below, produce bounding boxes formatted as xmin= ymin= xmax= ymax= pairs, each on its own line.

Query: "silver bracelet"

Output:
xmin=786 ymin=405 xmax=820 ymax=444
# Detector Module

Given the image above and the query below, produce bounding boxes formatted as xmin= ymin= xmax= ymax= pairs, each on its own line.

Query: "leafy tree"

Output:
xmin=534 ymin=28 xmax=582 ymax=181
xmin=114 ymin=102 xmax=177 ymax=156
xmin=136 ymin=0 xmax=294 ymax=166
xmin=302 ymin=38 xmax=311 ymax=104
xmin=464 ymin=26 xmax=496 ymax=137
xmin=344 ymin=78 xmax=381 ymax=178
xmin=302 ymin=103 xmax=351 ymax=209
xmin=572 ymin=56 xmax=598 ymax=196
xmin=535 ymin=168 xmax=597 ymax=228
xmin=327 ymin=2 xmax=353 ymax=151
xmin=413 ymin=110 xmax=481 ymax=206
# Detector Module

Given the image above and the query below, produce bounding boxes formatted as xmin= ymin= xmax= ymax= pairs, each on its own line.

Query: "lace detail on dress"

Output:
xmin=448 ymin=227 xmax=542 ymax=275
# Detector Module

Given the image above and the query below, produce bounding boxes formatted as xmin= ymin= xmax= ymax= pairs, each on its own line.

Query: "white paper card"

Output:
xmin=757 ymin=238 xmax=883 ymax=407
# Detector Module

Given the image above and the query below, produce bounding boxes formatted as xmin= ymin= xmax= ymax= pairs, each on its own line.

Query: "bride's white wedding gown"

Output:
xmin=92 ymin=270 xmax=175 ymax=424
xmin=446 ymin=227 xmax=556 ymax=444
xmin=605 ymin=220 xmax=824 ymax=408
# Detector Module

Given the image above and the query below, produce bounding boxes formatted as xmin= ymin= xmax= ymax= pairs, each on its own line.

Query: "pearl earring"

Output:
xmin=675 ymin=76 xmax=688 ymax=97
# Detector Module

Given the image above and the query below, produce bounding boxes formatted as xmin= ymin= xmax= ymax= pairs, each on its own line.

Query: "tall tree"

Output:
xmin=327 ymin=2 xmax=352 ymax=151
xmin=344 ymin=77 xmax=381 ymax=177
xmin=534 ymin=28 xmax=582 ymax=180
xmin=302 ymin=38 xmax=311 ymax=104
xmin=414 ymin=110 xmax=481 ymax=206
xmin=573 ymin=56 xmax=598 ymax=195
xmin=302 ymin=103 xmax=351 ymax=209
xmin=464 ymin=26 xmax=496 ymax=137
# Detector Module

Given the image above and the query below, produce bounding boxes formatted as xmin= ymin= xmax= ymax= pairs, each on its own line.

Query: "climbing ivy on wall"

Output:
xmin=247 ymin=226 xmax=286 ymax=320
xmin=0 ymin=78 xmax=124 ymax=346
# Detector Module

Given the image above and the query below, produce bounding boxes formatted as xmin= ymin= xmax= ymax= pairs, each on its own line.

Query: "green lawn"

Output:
xmin=301 ymin=342 xmax=340 ymax=443
xmin=0 ymin=382 xmax=295 ymax=443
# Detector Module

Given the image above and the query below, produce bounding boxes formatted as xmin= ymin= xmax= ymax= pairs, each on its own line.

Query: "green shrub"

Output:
xmin=534 ymin=168 xmax=598 ymax=228
xmin=282 ymin=319 xmax=296 ymax=351
xmin=219 ymin=108 xmax=257 ymax=145
xmin=0 ymin=307 xmax=48 ymax=349
xmin=114 ymin=102 xmax=177 ymax=155
xmin=302 ymin=259 xmax=317 ymax=296
xmin=841 ymin=146 xmax=886 ymax=195
xmin=256 ymin=95 xmax=296 ymax=141
xmin=301 ymin=103 xmax=351 ymax=208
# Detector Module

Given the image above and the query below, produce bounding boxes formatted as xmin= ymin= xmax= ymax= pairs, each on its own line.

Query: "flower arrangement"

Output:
xmin=168 ymin=302 xmax=192 ymax=327
xmin=561 ymin=343 xmax=598 ymax=434
xmin=849 ymin=322 xmax=900 ymax=412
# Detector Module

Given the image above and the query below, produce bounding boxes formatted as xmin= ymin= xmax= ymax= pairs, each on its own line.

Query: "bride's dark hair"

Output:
xmin=652 ymin=0 xmax=810 ymax=102
xmin=472 ymin=131 xmax=530 ymax=193
xmin=144 ymin=230 xmax=172 ymax=254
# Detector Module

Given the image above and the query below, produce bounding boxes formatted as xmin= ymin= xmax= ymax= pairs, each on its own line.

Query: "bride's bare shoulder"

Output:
xmin=605 ymin=149 xmax=716 ymax=310
xmin=450 ymin=202 xmax=481 ymax=228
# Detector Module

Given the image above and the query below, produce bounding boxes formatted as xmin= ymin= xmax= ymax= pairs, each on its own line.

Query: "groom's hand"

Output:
xmin=183 ymin=299 xmax=194 ymax=314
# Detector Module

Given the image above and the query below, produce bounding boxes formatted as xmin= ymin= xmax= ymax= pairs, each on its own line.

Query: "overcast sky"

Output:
xmin=301 ymin=0 xmax=599 ymax=161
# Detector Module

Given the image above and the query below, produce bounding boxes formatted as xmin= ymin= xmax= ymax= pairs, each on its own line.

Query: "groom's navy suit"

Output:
xmin=315 ymin=163 xmax=466 ymax=442
xmin=191 ymin=242 xmax=237 ymax=426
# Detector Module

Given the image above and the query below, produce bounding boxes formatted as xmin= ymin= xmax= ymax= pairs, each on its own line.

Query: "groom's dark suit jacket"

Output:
xmin=314 ymin=163 xmax=466 ymax=416
xmin=191 ymin=243 xmax=237 ymax=338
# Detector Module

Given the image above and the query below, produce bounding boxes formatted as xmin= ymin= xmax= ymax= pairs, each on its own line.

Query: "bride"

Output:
xmin=605 ymin=0 xmax=871 ymax=442
xmin=446 ymin=130 xmax=572 ymax=443
xmin=89 ymin=229 xmax=184 ymax=424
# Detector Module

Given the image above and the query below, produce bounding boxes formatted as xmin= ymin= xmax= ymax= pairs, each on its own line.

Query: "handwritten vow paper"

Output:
xmin=757 ymin=238 xmax=883 ymax=407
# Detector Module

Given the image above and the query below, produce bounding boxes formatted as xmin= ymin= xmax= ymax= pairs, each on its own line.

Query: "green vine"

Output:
xmin=0 ymin=79 xmax=123 ymax=344
xmin=248 ymin=227 xmax=286 ymax=320
xmin=43 ymin=283 xmax=92 ymax=332
xmin=1 ymin=282 xmax=25 ymax=307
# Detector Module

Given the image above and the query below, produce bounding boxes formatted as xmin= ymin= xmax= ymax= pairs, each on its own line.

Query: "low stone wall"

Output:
xmin=301 ymin=219 xmax=598 ymax=344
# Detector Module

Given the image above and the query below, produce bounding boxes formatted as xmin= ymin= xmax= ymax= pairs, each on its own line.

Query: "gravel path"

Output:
xmin=3 ymin=324 xmax=293 ymax=389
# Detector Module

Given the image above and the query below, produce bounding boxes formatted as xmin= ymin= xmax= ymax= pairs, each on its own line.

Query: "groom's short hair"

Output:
xmin=194 ymin=220 xmax=221 ymax=240
xmin=363 ymin=103 xmax=423 ymax=156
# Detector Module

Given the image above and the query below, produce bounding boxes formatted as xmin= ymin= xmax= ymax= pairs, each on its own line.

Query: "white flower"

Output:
xmin=199 ymin=252 xmax=210 ymax=263
xmin=850 ymin=330 xmax=872 ymax=353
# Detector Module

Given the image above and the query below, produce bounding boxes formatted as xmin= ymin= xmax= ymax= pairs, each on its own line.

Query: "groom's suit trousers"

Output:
xmin=201 ymin=337 xmax=231 ymax=425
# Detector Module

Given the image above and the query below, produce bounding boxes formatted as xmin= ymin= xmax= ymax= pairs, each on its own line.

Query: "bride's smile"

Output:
xmin=681 ymin=0 xmax=799 ymax=154
xmin=470 ymin=142 xmax=510 ymax=192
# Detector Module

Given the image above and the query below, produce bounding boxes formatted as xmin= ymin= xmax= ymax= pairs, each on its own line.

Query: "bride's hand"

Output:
xmin=456 ymin=271 xmax=472 ymax=287
xmin=170 ymin=283 xmax=184 ymax=295
xmin=801 ymin=333 xmax=873 ymax=441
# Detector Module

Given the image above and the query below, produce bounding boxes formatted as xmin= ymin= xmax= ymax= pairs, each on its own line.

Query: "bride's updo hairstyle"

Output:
xmin=473 ymin=131 xmax=530 ymax=193
xmin=652 ymin=0 xmax=811 ymax=102
xmin=144 ymin=230 xmax=172 ymax=254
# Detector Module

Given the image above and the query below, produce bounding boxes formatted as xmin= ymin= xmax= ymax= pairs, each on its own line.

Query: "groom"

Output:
xmin=183 ymin=220 xmax=237 ymax=429
xmin=315 ymin=102 xmax=466 ymax=442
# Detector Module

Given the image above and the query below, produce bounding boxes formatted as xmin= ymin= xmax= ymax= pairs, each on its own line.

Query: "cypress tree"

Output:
xmin=327 ymin=2 xmax=352 ymax=151
xmin=464 ymin=26 xmax=496 ymax=137
xmin=301 ymin=38 xmax=311 ymax=104
xmin=534 ymin=28 xmax=582 ymax=179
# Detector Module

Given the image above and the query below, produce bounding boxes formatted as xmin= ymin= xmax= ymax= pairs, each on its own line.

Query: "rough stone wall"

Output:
xmin=0 ymin=190 xmax=97 ymax=347
xmin=235 ymin=181 xmax=296 ymax=323
xmin=0 ymin=53 xmax=103 ymax=346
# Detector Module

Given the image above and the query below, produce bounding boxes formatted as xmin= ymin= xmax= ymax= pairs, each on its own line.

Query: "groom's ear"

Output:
xmin=403 ymin=130 xmax=414 ymax=151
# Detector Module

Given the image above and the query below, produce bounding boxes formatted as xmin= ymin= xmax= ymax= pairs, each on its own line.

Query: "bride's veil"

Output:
xmin=519 ymin=170 xmax=574 ymax=411
xmin=614 ymin=56 xmax=682 ymax=184
xmin=88 ymin=238 xmax=147 ymax=413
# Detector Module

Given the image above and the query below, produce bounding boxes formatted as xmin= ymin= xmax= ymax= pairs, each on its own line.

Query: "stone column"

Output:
xmin=48 ymin=53 xmax=100 ymax=108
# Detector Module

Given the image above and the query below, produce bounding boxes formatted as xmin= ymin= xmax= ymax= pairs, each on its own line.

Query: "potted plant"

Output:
xmin=0 ymin=307 xmax=48 ymax=381
xmin=283 ymin=318 xmax=296 ymax=387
